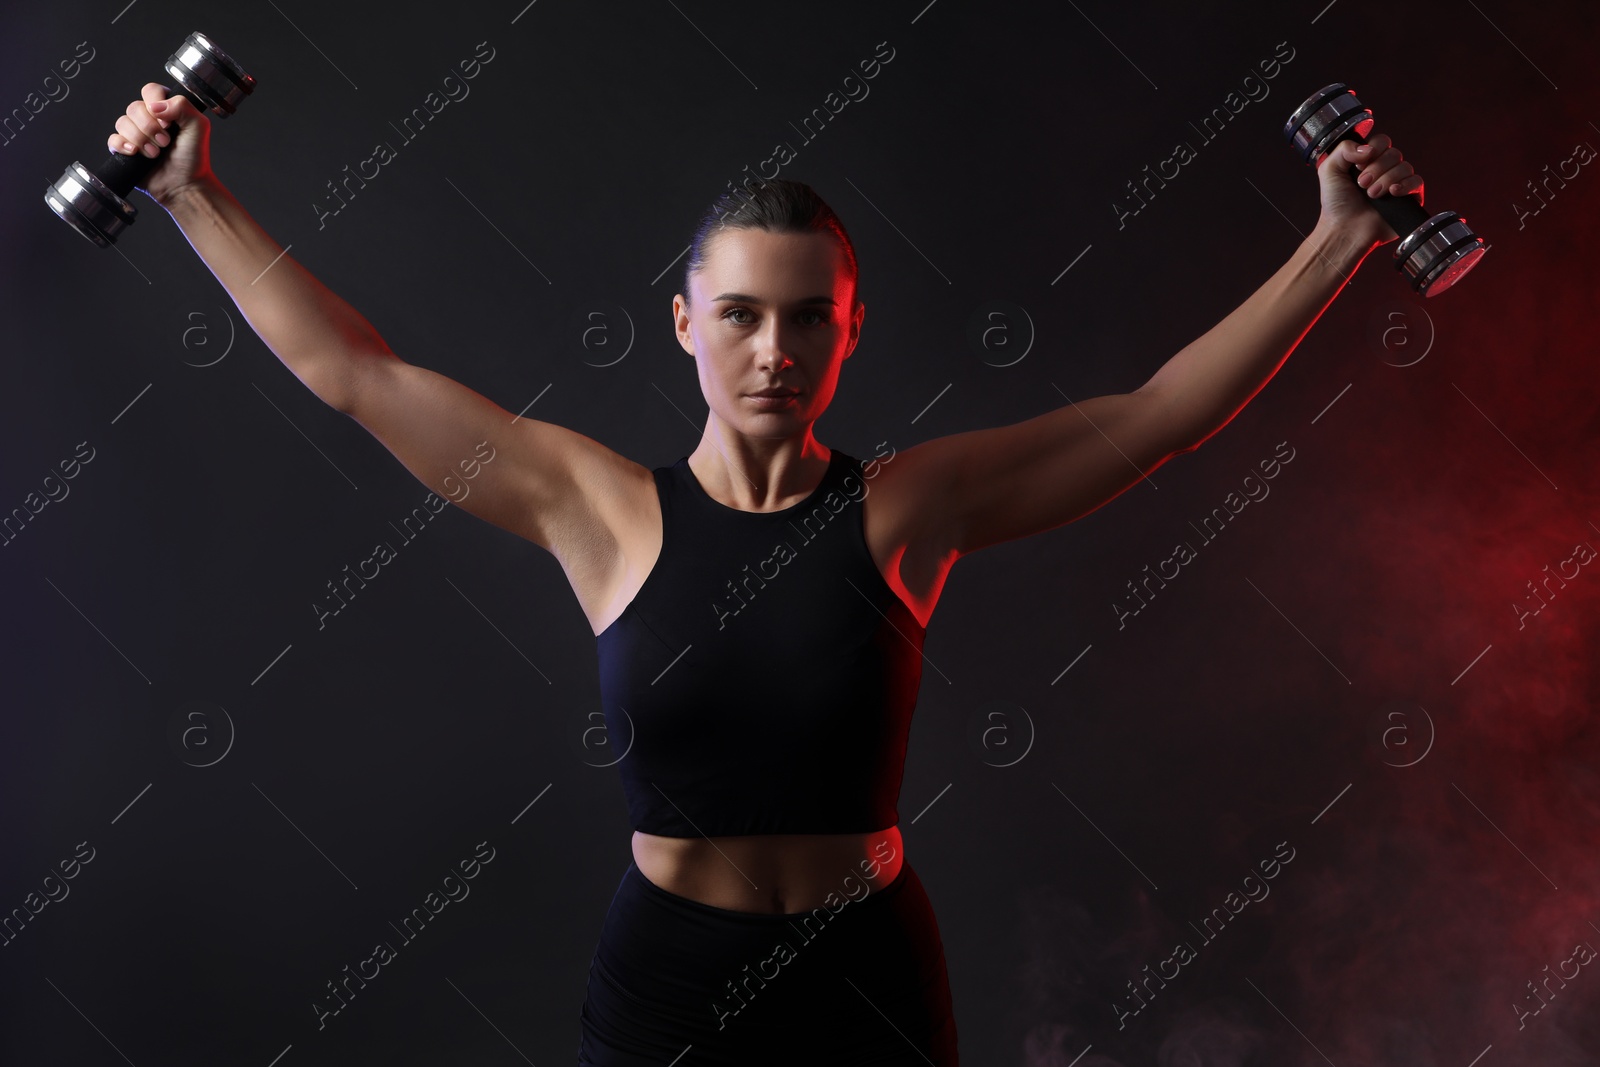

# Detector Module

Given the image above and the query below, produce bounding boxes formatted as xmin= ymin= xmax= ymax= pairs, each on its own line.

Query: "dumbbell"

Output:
xmin=1284 ymin=83 xmax=1485 ymax=297
xmin=44 ymin=31 xmax=254 ymax=248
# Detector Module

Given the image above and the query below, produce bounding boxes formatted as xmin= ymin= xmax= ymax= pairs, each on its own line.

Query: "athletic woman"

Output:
xmin=107 ymin=81 xmax=1420 ymax=1064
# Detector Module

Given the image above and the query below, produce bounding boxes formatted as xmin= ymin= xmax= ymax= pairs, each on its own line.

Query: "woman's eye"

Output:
xmin=720 ymin=308 xmax=829 ymax=325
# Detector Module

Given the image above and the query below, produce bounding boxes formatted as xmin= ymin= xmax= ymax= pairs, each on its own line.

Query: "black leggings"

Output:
xmin=578 ymin=858 xmax=959 ymax=1065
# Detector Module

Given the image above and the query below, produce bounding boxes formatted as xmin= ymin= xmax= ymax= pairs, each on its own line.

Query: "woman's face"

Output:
xmin=674 ymin=227 xmax=864 ymax=441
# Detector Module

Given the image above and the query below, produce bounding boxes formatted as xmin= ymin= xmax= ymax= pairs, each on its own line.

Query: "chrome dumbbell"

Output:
xmin=44 ymin=31 xmax=254 ymax=247
xmin=1285 ymin=83 xmax=1486 ymax=297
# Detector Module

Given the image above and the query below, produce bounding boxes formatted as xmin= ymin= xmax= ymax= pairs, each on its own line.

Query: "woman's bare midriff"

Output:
xmin=631 ymin=825 xmax=904 ymax=914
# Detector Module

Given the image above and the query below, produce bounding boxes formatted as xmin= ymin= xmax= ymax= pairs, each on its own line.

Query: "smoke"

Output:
xmin=995 ymin=223 xmax=1600 ymax=1067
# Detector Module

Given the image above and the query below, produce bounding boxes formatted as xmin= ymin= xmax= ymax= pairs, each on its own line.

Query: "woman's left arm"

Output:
xmin=906 ymin=131 xmax=1421 ymax=559
xmin=1136 ymin=130 xmax=1421 ymax=452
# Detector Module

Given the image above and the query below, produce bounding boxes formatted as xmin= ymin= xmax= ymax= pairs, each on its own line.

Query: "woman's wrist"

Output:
xmin=158 ymin=172 xmax=223 ymax=217
xmin=1306 ymin=216 xmax=1379 ymax=281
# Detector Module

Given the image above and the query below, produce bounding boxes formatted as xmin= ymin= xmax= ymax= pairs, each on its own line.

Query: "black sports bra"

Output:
xmin=595 ymin=446 xmax=927 ymax=837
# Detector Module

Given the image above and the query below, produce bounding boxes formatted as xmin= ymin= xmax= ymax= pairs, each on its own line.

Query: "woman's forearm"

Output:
xmin=163 ymin=176 xmax=391 ymax=411
xmin=1138 ymin=219 xmax=1377 ymax=452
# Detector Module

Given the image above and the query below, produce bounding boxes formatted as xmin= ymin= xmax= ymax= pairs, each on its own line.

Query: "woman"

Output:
xmin=108 ymin=82 xmax=1419 ymax=1064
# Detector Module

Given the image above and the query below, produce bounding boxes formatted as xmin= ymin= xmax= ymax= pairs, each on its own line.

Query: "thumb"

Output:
xmin=149 ymin=93 xmax=204 ymax=127
xmin=1316 ymin=139 xmax=1356 ymax=173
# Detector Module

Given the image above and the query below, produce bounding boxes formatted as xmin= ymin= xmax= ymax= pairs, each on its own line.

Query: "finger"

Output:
xmin=1345 ymin=132 xmax=1392 ymax=171
xmin=1323 ymin=138 xmax=1360 ymax=169
xmin=142 ymin=81 xmax=202 ymax=128
xmin=114 ymin=113 xmax=153 ymax=155
xmin=1356 ymin=148 xmax=1403 ymax=187
xmin=1364 ymin=161 xmax=1416 ymax=197
xmin=1328 ymin=136 xmax=1379 ymax=173
xmin=124 ymin=98 xmax=170 ymax=149
xmin=120 ymin=107 xmax=164 ymax=157
xmin=1357 ymin=146 xmax=1403 ymax=178
xmin=1378 ymin=173 xmax=1424 ymax=200
xmin=139 ymin=82 xmax=174 ymax=126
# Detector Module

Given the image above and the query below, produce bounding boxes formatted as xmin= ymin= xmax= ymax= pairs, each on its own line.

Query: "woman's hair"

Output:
xmin=682 ymin=178 xmax=859 ymax=307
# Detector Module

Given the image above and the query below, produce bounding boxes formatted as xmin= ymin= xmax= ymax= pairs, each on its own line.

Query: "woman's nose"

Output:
xmin=755 ymin=335 xmax=795 ymax=369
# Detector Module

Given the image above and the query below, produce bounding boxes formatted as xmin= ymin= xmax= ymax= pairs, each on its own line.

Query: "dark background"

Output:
xmin=3 ymin=1 xmax=1598 ymax=1064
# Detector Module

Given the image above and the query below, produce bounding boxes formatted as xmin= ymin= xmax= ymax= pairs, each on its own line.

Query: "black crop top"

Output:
xmin=595 ymin=446 xmax=927 ymax=838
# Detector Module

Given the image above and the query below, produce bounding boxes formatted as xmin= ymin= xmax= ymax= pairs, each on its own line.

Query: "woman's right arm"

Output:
xmin=113 ymin=83 xmax=643 ymax=555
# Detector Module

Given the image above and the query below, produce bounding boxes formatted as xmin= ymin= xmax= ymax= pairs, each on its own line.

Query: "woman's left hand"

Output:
xmin=1314 ymin=130 xmax=1424 ymax=248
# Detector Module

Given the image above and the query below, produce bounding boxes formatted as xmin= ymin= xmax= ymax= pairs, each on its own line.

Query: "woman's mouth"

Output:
xmin=747 ymin=390 xmax=800 ymax=409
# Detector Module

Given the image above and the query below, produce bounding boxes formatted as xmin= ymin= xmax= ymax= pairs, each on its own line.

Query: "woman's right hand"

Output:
xmin=106 ymin=82 xmax=214 ymax=208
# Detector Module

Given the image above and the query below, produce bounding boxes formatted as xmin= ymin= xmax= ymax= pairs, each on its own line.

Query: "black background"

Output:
xmin=2 ymin=1 xmax=1598 ymax=1064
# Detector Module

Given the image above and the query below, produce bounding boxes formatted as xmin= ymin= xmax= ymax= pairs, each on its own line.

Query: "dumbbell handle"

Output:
xmin=1328 ymin=127 xmax=1432 ymax=239
xmin=93 ymin=82 xmax=210 ymax=199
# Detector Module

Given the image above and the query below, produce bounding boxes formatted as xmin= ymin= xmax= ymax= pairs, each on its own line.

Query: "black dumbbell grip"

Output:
xmin=90 ymin=83 xmax=210 ymax=199
xmin=1331 ymin=127 xmax=1431 ymax=237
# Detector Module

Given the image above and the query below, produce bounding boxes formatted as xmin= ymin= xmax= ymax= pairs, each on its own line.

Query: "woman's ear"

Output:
xmin=672 ymin=294 xmax=695 ymax=356
xmin=844 ymin=299 xmax=866 ymax=359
